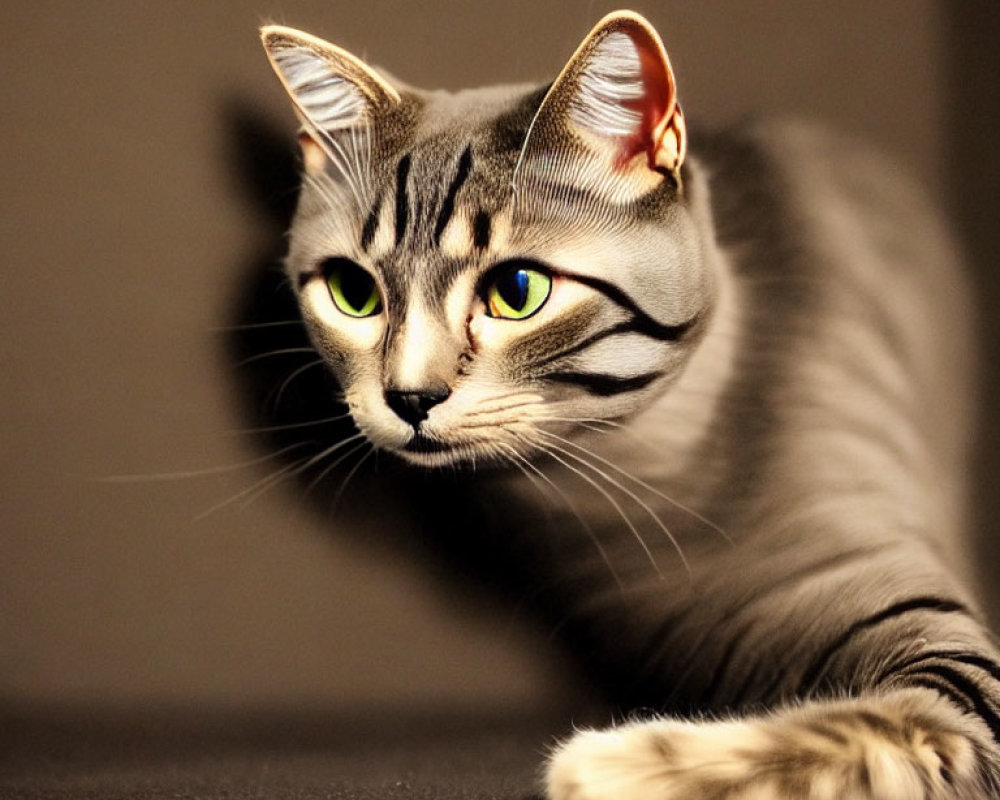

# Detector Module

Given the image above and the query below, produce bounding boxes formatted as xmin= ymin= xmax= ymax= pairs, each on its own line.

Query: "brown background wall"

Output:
xmin=2 ymin=1 xmax=996 ymax=711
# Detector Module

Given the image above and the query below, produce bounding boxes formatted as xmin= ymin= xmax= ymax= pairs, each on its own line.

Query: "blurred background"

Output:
xmin=2 ymin=0 xmax=998 ymax=716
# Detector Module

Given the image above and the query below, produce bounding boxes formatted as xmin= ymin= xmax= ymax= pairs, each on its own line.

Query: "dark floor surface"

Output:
xmin=0 ymin=703 xmax=581 ymax=799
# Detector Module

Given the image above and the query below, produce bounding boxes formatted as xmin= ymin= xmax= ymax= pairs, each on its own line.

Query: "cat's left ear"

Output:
xmin=515 ymin=11 xmax=686 ymax=198
xmin=260 ymin=25 xmax=400 ymax=175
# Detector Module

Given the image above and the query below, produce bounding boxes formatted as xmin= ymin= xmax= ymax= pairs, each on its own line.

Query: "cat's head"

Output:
xmin=261 ymin=11 xmax=713 ymax=468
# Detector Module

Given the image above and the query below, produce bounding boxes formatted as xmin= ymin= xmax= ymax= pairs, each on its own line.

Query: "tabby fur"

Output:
xmin=259 ymin=11 xmax=1000 ymax=798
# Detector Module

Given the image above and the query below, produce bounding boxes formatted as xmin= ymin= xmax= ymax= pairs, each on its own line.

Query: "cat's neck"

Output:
xmin=582 ymin=158 xmax=738 ymax=495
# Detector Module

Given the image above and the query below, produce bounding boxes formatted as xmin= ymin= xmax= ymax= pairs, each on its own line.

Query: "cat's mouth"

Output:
xmin=395 ymin=431 xmax=486 ymax=469
xmin=403 ymin=433 xmax=453 ymax=455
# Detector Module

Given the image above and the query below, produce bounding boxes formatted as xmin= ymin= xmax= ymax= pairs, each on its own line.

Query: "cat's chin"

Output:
xmin=393 ymin=449 xmax=470 ymax=469
xmin=388 ymin=437 xmax=508 ymax=471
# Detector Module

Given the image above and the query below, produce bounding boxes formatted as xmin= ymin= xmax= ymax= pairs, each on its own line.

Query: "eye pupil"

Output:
xmin=485 ymin=261 xmax=552 ymax=320
xmin=340 ymin=265 xmax=375 ymax=311
xmin=497 ymin=269 xmax=530 ymax=311
xmin=323 ymin=257 xmax=382 ymax=317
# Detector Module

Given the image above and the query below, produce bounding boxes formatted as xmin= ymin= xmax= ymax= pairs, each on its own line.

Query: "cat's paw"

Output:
xmin=547 ymin=691 xmax=983 ymax=800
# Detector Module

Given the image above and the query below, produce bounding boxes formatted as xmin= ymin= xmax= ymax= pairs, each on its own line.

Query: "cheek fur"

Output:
xmin=300 ymin=281 xmax=386 ymax=353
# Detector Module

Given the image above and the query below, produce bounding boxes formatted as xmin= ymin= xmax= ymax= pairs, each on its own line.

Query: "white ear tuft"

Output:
xmin=515 ymin=11 xmax=686 ymax=203
xmin=261 ymin=26 xmax=402 ymax=189
xmin=571 ymin=30 xmax=647 ymax=140
xmin=267 ymin=45 xmax=366 ymax=130
xmin=260 ymin=26 xmax=400 ymax=134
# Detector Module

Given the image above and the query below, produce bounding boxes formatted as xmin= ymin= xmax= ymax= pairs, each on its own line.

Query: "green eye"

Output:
xmin=485 ymin=263 xmax=552 ymax=320
xmin=324 ymin=258 xmax=382 ymax=318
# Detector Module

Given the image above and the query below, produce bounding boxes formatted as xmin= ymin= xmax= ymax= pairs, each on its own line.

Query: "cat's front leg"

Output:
xmin=547 ymin=689 xmax=994 ymax=800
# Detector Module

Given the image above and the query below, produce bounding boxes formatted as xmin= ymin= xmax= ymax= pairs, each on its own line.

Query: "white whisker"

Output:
xmin=304 ymin=436 xmax=370 ymax=497
xmin=535 ymin=434 xmax=691 ymax=575
xmin=517 ymin=434 xmax=666 ymax=580
xmin=537 ymin=415 xmax=628 ymax=431
xmin=539 ymin=429 xmax=732 ymax=546
xmin=329 ymin=443 xmax=375 ymax=509
xmin=236 ymin=347 xmax=316 ymax=367
xmin=272 ymin=358 xmax=327 ymax=408
xmin=228 ymin=411 xmax=352 ymax=436
xmin=194 ymin=453 xmax=315 ymax=521
xmin=460 ymin=392 xmax=543 ymax=419
xmin=316 ymin=128 xmax=366 ymax=210
xmin=210 ymin=320 xmax=304 ymax=333
xmin=304 ymin=171 xmax=353 ymax=220
xmin=244 ymin=433 xmax=369 ymax=509
xmin=99 ymin=442 xmax=311 ymax=483
xmin=348 ymin=124 xmax=369 ymax=206
xmin=464 ymin=400 xmax=543 ymax=419
xmin=498 ymin=443 xmax=624 ymax=591
xmin=195 ymin=434 xmax=365 ymax=520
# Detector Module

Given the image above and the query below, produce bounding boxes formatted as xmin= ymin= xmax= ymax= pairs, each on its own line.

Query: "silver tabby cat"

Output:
xmin=260 ymin=10 xmax=1000 ymax=799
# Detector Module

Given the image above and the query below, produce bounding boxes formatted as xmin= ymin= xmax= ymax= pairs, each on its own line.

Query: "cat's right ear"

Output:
xmin=260 ymin=26 xmax=400 ymax=175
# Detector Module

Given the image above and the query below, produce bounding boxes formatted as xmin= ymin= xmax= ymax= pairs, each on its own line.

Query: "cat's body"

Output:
xmin=258 ymin=11 xmax=1000 ymax=798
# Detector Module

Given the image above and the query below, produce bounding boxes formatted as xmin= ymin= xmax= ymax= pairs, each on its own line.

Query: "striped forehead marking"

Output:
xmin=393 ymin=154 xmax=412 ymax=247
xmin=360 ymin=193 xmax=382 ymax=252
xmin=472 ymin=210 xmax=491 ymax=250
xmin=357 ymin=143 xmax=496 ymax=255
xmin=434 ymin=146 xmax=473 ymax=245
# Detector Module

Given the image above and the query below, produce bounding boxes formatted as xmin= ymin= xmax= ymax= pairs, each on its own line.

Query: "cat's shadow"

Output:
xmin=220 ymin=99 xmax=558 ymax=615
xmin=221 ymin=103 xmax=621 ymax=756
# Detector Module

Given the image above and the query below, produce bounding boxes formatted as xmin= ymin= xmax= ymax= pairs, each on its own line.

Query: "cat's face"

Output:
xmin=263 ymin=12 xmax=712 ymax=468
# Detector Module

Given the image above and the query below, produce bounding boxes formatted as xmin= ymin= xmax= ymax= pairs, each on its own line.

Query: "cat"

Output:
xmin=255 ymin=9 xmax=1000 ymax=799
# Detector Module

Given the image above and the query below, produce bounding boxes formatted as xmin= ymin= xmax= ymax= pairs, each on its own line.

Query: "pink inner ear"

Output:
xmin=615 ymin=36 xmax=678 ymax=170
xmin=298 ymin=132 xmax=327 ymax=175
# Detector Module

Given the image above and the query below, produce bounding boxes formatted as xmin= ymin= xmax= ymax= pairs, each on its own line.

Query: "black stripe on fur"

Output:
xmin=434 ymin=146 xmax=473 ymax=245
xmin=799 ymin=597 xmax=969 ymax=696
xmin=394 ymin=154 xmax=411 ymax=247
xmin=545 ymin=370 xmax=662 ymax=397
